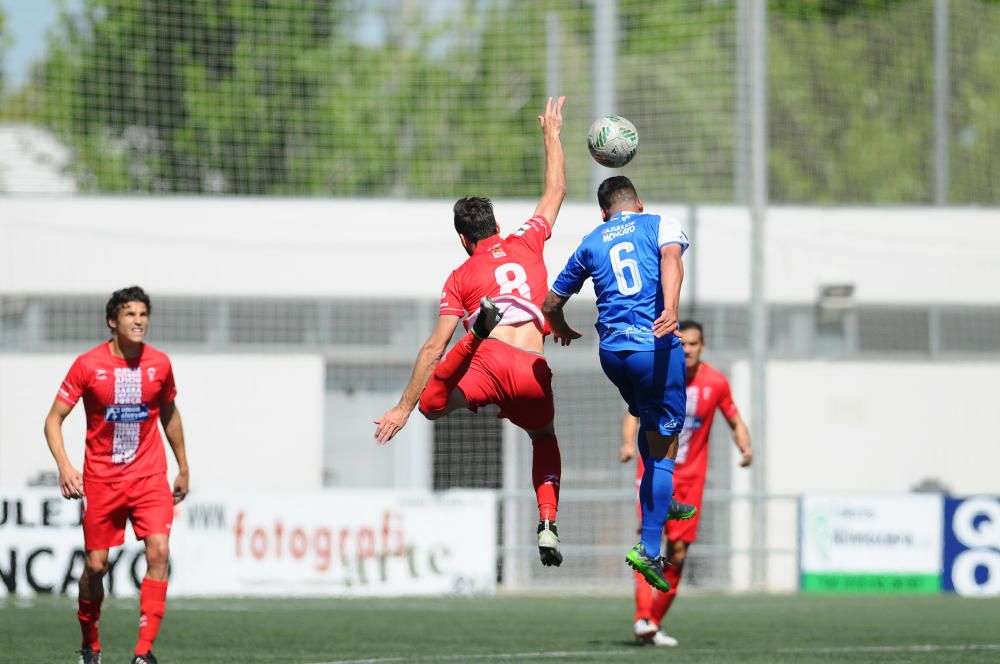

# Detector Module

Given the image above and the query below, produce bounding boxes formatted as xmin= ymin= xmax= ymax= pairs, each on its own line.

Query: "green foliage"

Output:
xmin=9 ymin=0 xmax=1000 ymax=202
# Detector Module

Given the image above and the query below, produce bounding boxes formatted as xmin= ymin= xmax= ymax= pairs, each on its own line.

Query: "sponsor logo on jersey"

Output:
xmin=601 ymin=220 xmax=636 ymax=243
xmin=147 ymin=367 xmax=157 ymax=382
xmin=105 ymin=404 xmax=150 ymax=423
xmin=492 ymin=249 xmax=507 ymax=258
xmin=96 ymin=368 xmax=108 ymax=381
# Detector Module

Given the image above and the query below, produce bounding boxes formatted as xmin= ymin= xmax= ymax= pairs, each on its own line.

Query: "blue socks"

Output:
xmin=638 ymin=446 xmax=675 ymax=559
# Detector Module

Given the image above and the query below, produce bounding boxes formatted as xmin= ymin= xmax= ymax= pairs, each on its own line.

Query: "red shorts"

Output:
xmin=635 ymin=459 xmax=705 ymax=544
xmin=454 ymin=339 xmax=554 ymax=431
xmin=82 ymin=474 xmax=174 ymax=550
xmin=665 ymin=478 xmax=705 ymax=543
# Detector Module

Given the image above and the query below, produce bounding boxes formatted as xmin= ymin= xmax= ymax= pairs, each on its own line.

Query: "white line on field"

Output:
xmin=778 ymin=643 xmax=1000 ymax=654
xmin=307 ymin=643 xmax=1000 ymax=663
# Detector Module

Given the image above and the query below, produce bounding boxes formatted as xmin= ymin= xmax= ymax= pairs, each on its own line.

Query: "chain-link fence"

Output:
xmin=1 ymin=1 xmax=998 ymax=203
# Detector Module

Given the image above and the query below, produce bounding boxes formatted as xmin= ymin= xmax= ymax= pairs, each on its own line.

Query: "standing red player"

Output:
xmin=44 ymin=286 xmax=190 ymax=664
xmin=620 ymin=320 xmax=752 ymax=646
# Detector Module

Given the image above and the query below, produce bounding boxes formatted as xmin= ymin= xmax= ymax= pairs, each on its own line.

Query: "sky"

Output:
xmin=1 ymin=0 xmax=81 ymax=89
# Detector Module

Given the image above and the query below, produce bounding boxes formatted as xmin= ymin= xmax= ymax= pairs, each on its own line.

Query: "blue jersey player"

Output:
xmin=542 ymin=176 xmax=694 ymax=592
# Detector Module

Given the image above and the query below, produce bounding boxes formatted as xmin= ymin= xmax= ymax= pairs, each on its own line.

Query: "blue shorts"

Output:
xmin=599 ymin=344 xmax=686 ymax=436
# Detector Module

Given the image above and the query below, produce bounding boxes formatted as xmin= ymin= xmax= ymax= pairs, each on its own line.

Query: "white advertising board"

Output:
xmin=800 ymin=494 xmax=943 ymax=593
xmin=0 ymin=488 xmax=496 ymax=597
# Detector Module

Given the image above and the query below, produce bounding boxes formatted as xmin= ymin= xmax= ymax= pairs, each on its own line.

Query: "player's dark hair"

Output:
xmin=597 ymin=176 xmax=639 ymax=212
xmin=105 ymin=285 xmax=151 ymax=330
xmin=454 ymin=196 xmax=498 ymax=243
xmin=679 ymin=319 xmax=704 ymax=339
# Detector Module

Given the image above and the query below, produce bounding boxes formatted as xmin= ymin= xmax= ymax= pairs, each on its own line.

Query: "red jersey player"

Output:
xmin=44 ymin=286 xmax=190 ymax=664
xmin=375 ymin=96 xmax=567 ymax=566
xmin=620 ymin=320 xmax=752 ymax=647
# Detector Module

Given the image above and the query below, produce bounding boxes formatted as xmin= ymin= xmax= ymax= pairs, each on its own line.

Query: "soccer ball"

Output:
xmin=587 ymin=115 xmax=639 ymax=168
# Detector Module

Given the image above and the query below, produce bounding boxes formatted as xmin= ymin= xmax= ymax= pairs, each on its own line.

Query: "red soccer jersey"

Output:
xmin=57 ymin=342 xmax=177 ymax=481
xmin=674 ymin=361 xmax=739 ymax=486
xmin=439 ymin=215 xmax=552 ymax=333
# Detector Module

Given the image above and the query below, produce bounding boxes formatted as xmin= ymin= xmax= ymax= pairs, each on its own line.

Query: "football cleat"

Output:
xmin=130 ymin=652 xmax=157 ymax=664
xmin=633 ymin=619 xmax=657 ymax=640
xmin=668 ymin=498 xmax=697 ymax=521
xmin=649 ymin=630 xmax=679 ymax=647
xmin=537 ymin=519 xmax=563 ymax=567
xmin=77 ymin=647 xmax=102 ymax=664
xmin=625 ymin=542 xmax=670 ymax=592
xmin=472 ymin=297 xmax=503 ymax=340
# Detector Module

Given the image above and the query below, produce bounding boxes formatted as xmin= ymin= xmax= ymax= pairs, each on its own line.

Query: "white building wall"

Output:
xmin=2 ymin=197 xmax=998 ymax=303
xmin=727 ymin=360 xmax=1000 ymax=592
xmin=0 ymin=354 xmax=325 ymax=490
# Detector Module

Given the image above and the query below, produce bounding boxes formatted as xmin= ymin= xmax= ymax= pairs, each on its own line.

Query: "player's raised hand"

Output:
xmin=538 ymin=96 xmax=565 ymax=136
xmin=59 ymin=464 xmax=84 ymax=499
xmin=652 ymin=308 xmax=681 ymax=339
xmin=374 ymin=405 xmax=410 ymax=444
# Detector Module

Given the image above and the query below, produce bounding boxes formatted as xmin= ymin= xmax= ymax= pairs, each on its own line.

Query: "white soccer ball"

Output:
xmin=587 ymin=115 xmax=639 ymax=168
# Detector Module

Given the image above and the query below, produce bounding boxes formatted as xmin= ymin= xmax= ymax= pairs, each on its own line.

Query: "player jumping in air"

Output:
xmin=621 ymin=320 xmax=752 ymax=646
xmin=542 ymin=175 xmax=694 ymax=592
xmin=44 ymin=286 xmax=190 ymax=664
xmin=374 ymin=97 xmax=567 ymax=566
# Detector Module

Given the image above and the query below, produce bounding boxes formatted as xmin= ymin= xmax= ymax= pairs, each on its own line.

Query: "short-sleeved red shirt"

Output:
xmin=674 ymin=361 xmax=739 ymax=485
xmin=439 ymin=215 xmax=552 ymax=333
xmin=57 ymin=342 xmax=176 ymax=481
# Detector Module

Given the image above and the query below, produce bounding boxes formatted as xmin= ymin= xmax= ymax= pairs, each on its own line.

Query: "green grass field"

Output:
xmin=3 ymin=593 xmax=1000 ymax=663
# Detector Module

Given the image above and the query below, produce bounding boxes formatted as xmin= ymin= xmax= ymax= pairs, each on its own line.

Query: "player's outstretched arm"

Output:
xmin=533 ymin=96 xmax=566 ymax=229
xmin=726 ymin=412 xmax=753 ymax=467
xmin=160 ymin=400 xmax=190 ymax=503
xmin=619 ymin=412 xmax=639 ymax=463
xmin=542 ymin=290 xmax=583 ymax=346
xmin=43 ymin=398 xmax=84 ymax=499
xmin=652 ymin=244 xmax=684 ymax=339
xmin=374 ymin=314 xmax=460 ymax=444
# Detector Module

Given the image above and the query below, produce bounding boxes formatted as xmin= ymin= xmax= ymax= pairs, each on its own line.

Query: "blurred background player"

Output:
xmin=43 ymin=286 xmax=190 ymax=664
xmin=374 ymin=96 xmax=567 ymax=566
xmin=621 ymin=319 xmax=752 ymax=646
xmin=543 ymin=175 xmax=692 ymax=591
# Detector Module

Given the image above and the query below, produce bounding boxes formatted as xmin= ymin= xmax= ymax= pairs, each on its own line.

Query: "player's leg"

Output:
xmin=651 ymin=538 xmax=688 ymax=633
xmin=129 ymin=475 xmax=175 ymax=662
xmin=418 ymin=297 xmax=502 ymax=418
xmin=78 ymin=479 xmax=128 ymax=663
xmin=495 ymin=349 xmax=562 ymax=566
xmin=133 ymin=534 xmax=169 ymax=661
xmin=78 ymin=549 xmax=109 ymax=663
xmin=631 ymin=456 xmax=656 ymax=639
xmin=632 ymin=430 xmax=677 ymax=574
xmin=619 ymin=347 xmax=685 ymax=592
xmin=525 ymin=422 xmax=562 ymax=566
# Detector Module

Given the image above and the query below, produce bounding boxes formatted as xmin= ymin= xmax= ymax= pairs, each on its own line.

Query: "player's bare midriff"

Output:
xmin=490 ymin=320 xmax=545 ymax=354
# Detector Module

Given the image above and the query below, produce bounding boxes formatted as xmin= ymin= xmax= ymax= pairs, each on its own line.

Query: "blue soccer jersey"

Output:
xmin=551 ymin=211 xmax=689 ymax=351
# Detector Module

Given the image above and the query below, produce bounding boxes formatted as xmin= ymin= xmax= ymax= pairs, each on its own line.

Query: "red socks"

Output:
xmin=531 ymin=434 xmax=561 ymax=522
xmin=78 ymin=596 xmax=103 ymax=651
xmin=419 ymin=333 xmax=480 ymax=415
xmin=651 ymin=563 xmax=684 ymax=625
xmin=635 ymin=562 xmax=684 ymax=626
xmin=135 ymin=577 xmax=168 ymax=655
xmin=633 ymin=570 xmax=653 ymax=622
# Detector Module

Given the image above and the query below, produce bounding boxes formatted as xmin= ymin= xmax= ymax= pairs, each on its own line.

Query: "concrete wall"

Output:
xmin=2 ymin=197 xmax=998 ymax=303
xmin=726 ymin=360 xmax=1000 ymax=591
